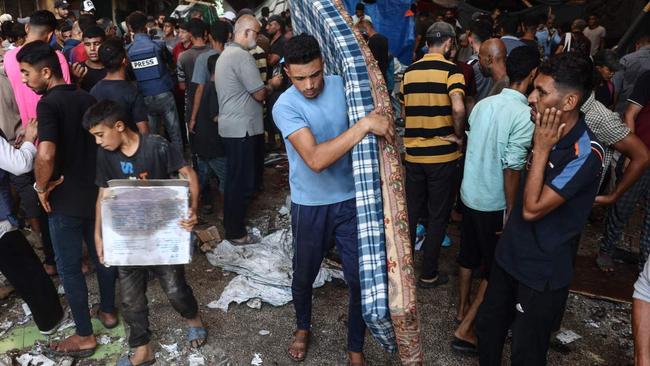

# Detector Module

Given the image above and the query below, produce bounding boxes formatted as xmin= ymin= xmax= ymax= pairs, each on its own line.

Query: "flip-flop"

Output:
xmin=417 ymin=273 xmax=449 ymax=289
xmin=596 ymin=253 xmax=615 ymax=272
xmin=451 ymin=337 xmax=478 ymax=354
xmin=287 ymin=330 xmax=310 ymax=362
xmin=187 ymin=326 xmax=207 ymax=349
xmin=116 ymin=355 xmax=156 ymax=366
xmin=45 ymin=342 xmax=96 ymax=358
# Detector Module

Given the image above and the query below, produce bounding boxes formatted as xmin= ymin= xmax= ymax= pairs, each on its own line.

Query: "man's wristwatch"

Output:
xmin=33 ymin=182 xmax=46 ymax=194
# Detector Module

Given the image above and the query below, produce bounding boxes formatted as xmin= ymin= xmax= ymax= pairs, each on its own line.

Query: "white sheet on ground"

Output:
xmin=206 ymin=229 xmax=344 ymax=311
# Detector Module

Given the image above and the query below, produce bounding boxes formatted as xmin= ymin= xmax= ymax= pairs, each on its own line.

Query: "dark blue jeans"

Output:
xmin=49 ymin=213 xmax=117 ymax=336
xmin=290 ymin=199 xmax=366 ymax=353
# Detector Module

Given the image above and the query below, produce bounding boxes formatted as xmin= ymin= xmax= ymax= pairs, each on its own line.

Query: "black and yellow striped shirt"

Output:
xmin=400 ymin=53 xmax=465 ymax=164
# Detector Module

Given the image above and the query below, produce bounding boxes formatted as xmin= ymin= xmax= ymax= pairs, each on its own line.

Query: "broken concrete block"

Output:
xmin=195 ymin=226 xmax=222 ymax=244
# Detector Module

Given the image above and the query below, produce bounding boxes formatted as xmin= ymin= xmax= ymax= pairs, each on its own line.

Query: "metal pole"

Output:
xmin=615 ymin=1 xmax=650 ymax=55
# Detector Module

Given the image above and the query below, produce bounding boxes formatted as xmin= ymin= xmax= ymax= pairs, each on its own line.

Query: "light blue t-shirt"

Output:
xmin=272 ymin=75 xmax=355 ymax=206
xmin=460 ymin=88 xmax=534 ymax=212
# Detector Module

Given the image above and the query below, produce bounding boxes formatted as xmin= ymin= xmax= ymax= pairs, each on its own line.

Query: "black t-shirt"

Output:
xmin=90 ymin=80 xmax=148 ymax=131
xmin=191 ymin=82 xmax=224 ymax=159
xmin=79 ymin=62 xmax=107 ymax=92
xmin=269 ymin=35 xmax=286 ymax=60
xmin=37 ymin=84 xmax=98 ymax=217
xmin=368 ymin=33 xmax=389 ymax=82
xmin=495 ymin=117 xmax=603 ymax=291
xmin=95 ymin=134 xmax=186 ymax=187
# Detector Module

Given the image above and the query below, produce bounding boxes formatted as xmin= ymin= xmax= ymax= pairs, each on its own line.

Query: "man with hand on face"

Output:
xmin=475 ymin=52 xmax=604 ymax=366
xmin=72 ymin=25 xmax=106 ymax=92
xmin=272 ymin=34 xmax=393 ymax=366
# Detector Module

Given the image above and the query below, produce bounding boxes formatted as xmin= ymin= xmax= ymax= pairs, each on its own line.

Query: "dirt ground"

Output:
xmin=0 ymin=162 xmax=641 ymax=366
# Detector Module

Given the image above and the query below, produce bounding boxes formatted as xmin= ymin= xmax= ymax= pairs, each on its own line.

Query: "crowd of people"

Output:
xmin=0 ymin=1 xmax=648 ymax=365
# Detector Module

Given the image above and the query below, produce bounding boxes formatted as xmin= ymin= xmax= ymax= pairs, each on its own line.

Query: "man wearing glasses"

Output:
xmin=214 ymin=15 xmax=282 ymax=244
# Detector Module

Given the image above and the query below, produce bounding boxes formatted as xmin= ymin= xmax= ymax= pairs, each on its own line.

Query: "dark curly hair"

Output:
xmin=506 ymin=45 xmax=540 ymax=83
xmin=538 ymin=52 xmax=593 ymax=107
xmin=283 ymin=33 xmax=321 ymax=66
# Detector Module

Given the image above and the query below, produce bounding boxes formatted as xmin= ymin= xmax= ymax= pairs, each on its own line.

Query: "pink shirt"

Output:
xmin=3 ymin=46 xmax=71 ymax=127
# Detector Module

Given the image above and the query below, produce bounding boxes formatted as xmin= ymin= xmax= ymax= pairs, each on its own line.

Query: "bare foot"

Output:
xmin=43 ymin=263 xmax=58 ymax=276
xmin=348 ymin=351 xmax=366 ymax=366
xmin=129 ymin=344 xmax=155 ymax=365
xmin=288 ymin=329 xmax=310 ymax=361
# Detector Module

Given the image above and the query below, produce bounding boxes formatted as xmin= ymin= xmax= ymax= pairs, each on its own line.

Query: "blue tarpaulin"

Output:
xmin=343 ymin=0 xmax=415 ymax=65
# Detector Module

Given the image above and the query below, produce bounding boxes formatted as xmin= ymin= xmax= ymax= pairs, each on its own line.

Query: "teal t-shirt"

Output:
xmin=272 ymin=75 xmax=355 ymax=206
xmin=460 ymin=88 xmax=534 ymax=211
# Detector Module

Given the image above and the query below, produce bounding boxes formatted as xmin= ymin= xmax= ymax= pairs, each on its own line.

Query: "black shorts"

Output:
xmin=9 ymin=172 xmax=42 ymax=219
xmin=457 ymin=206 xmax=504 ymax=277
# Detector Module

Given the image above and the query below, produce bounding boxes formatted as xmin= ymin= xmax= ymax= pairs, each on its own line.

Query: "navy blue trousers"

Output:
xmin=290 ymin=199 xmax=366 ymax=352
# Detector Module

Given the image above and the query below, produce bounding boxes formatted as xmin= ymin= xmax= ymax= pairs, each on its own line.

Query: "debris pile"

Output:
xmin=206 ymin=229 xmax=344 ymax=311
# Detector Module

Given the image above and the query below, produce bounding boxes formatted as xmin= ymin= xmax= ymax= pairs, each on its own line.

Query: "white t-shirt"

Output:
xmin=583 ymin=25 xmax=606 ymax=56
xmin=352 ymin=14 xmax=372 ymax=25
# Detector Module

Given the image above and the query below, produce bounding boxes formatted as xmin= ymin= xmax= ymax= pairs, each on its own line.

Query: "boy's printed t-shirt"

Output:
xmin=95 ymin=134 xmax=186 ymax=187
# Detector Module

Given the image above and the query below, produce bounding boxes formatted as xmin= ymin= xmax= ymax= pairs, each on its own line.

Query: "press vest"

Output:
xmin=127 ymin=34 xmax=173 ymax=97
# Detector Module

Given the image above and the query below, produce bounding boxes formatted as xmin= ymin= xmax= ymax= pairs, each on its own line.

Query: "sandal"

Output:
xmin=287 ymin=330 xmax=310 ymax=362
xmin=116 ymin=355 xmax=156 ymax=366
xmin=596 ymin=253 xmax=615 ymax=272
xmin=230 ymin=235 xmax=258 ymax=245
xmin=451 ymin=337 xmax=478 ymax=355
xmin=187 ymin=326 xmax=207 ymax=349
xmin=46 ymin=336 xmax=96 ymax=358
xmin=417 ymin=273 xmax=449 ymax=289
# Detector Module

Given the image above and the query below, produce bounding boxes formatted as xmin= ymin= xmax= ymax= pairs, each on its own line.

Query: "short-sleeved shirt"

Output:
xmin=78 ymin=62 xmax=107 ymax=92
xmin=192 ymin=79 xmax=224 ymax=159
xmin=560 ymin=32 xmax=591 ymax=58
xmin=95 ymin=134 xmax=186 ymax=187
xmin=581 ymin=92 xmax=630 ymax=188
xmin=191 ymin=49 xmax=219 ymax=85
xmin=628 ymin=70 xmax=650 ymax=149
xmin=613 ymin=46 xmax=650 ymax=113
xmin=214 ymin=43 xmax=265 ymax=138
xmin=70 ymin=42 xmax=88 ymax=64
xmin=583 ymin=25 xmax=606 ymax=56
xmin=455 ymin=61 xmax=476 ymax=98
xmin=461 ymin=88 xmax=534 ymax=212
xmin=250 ymin=45 xmax=268 ymax=83
xmin=501 ymin=36 xmax=525 ymax=55
xmin=496 ymin=117 xmax=604 ymax=291
xmin=90 ymin=80 xmax=148 ymax=131
xmin=3 ymin=46 xmax=71 ymax=128
xmin=400 ymin=52 xmax=465 ymax=164
xmin=37 ymin=84 xmax=98 ymax=217
xmin=468 ymin=55 xmax=493 ymax=102
xmin=272 ymin=75 xmax=355 ymax=206
xmin=177 ymin=45 xmax=212 ymax=123
xmin=634 ymin=254 xmax=650 ymax=303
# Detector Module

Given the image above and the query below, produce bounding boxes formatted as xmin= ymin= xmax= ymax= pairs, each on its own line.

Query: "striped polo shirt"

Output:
xmin=400 ymin=53 xmax=465 ymax=164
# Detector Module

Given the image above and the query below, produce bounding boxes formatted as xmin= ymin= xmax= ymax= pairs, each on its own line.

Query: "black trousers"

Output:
xmin=222 ymin=135 xmax=257 ymax=239
xmin=0 ymin=230 xmax=63 ymax=332
xmin=475 ymin=264 xmax=569 ymax=366
xmin=405 ymin=160 xmax=459 ymax=279
xmin=118 ymin=265 xmax=198 ymax=347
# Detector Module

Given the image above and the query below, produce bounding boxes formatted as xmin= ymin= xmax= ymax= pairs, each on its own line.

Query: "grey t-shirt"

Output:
xmin=214 ymin=43 xmax=265 ymax=138
xmin=191 ymin=48 xmax=219 ymax=85
xmin=468 ymin=55 xmax=493 ymax=102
